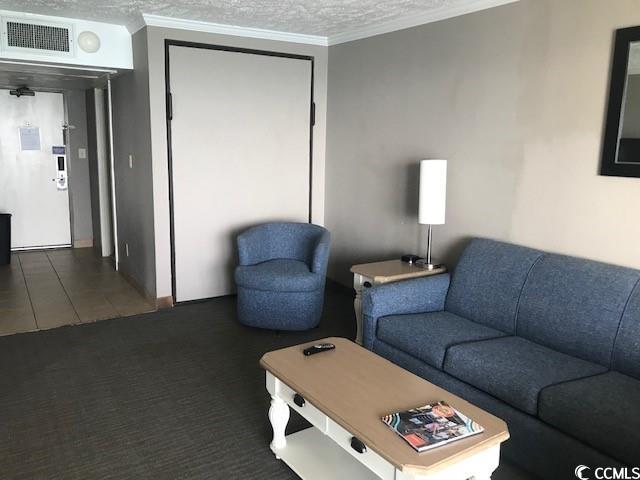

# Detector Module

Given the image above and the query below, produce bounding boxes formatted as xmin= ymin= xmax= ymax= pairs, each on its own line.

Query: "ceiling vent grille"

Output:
xmin=1 ymin=18 xmax=74 ymax=56
xmin=7 ymin=21 xmax=69 ymax=52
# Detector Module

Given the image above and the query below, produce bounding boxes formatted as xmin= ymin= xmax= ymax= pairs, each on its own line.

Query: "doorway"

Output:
xmin=0 ymin=63 xmax=155 ymax=336
xmin=166 ymin=42 xmax=314 ymax=302
xmin=0 ymin=89 xmax=71 ymax=249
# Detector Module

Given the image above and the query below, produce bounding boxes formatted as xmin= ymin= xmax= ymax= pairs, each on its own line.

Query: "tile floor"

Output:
xmin=0 ymin=248 xmax=155 ymax=336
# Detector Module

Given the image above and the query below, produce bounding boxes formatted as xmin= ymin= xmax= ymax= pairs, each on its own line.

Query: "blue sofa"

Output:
xmin=362 ymin=239 xmax=640 ymax=478
xmin=234 ymin=222 xmax=330 ymax=331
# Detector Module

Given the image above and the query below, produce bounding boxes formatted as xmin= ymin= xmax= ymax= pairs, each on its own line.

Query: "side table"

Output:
xmin=350 ymin=260 xmax=446 ymax=344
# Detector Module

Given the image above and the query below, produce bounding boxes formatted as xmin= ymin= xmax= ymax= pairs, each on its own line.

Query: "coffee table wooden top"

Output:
xmin=260 ymin=337 xmax=509 ymax=476
xmin=350 ymin=260 xmax=446 ymax=283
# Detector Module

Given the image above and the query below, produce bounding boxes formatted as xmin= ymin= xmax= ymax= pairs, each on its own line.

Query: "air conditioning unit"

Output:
xmin=0 ymin=10 xmax=132 ymax=69
xmin=1 ymin=17 xmax=75 ymax=57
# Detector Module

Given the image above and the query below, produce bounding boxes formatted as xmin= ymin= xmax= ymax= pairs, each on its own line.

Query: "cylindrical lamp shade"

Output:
xmin=418 ymin=160 xmax=447 ymax=225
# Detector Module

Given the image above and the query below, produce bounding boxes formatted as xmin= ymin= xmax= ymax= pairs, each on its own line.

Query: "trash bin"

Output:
xmin=0 ymin=213 xmax=11 ymax=265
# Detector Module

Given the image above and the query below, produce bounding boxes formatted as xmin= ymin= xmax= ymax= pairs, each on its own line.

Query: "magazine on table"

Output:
xmin=381 ymin=400 xmax=484 ymax=452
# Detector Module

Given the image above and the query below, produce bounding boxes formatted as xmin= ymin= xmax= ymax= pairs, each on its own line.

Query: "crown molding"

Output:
xmin=130 ymin=0 xmax=519 ymax=48
xmin=326 ymin=0 xmax=520 ymax=46
xmin=140 ymin=14 xmax=328 ymax=46
xmin=126 ymin=14 xmax=146 ymax=34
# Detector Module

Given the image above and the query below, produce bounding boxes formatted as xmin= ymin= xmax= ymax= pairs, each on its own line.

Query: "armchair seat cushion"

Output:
xmin=235 ymin=259 xmax=322 ymax=292
xmin=377 ymin=311 xmax=507 ymax=369
xmin=444 ymin=337 xmax=607 ymax=415
xmin=538 ymin=372 xmax=640 ymax=466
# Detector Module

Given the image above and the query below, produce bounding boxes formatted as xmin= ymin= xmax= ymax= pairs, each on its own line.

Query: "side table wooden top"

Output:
xmin=350 ymin=259 xmax=446 ymax=284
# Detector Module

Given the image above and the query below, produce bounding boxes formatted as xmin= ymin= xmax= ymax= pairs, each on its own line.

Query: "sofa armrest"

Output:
xmin=361 ymin=273 xmax=450 ymax=349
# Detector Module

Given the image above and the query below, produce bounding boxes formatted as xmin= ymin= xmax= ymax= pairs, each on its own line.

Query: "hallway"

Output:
xmin=0 ymin=248 xmax=155 ymax=336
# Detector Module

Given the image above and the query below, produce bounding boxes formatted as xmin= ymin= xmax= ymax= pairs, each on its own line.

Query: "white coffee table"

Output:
xmin=260 ymin=337 xmax=509 ymax=480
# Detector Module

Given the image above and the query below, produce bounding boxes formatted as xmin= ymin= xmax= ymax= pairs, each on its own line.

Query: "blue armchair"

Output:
xmin=234 ymin=222 xmax=331 ymax=330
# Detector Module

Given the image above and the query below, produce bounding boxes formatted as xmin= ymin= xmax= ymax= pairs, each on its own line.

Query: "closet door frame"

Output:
xmin=164 ymin=39 xmax=315 ymax=302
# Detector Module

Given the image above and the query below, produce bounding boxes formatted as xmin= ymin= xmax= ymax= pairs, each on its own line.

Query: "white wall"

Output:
xmin=325 ymin=0 xmax=640 ymax=286
xmin=144 ymin=26 xmax=328 ymax=299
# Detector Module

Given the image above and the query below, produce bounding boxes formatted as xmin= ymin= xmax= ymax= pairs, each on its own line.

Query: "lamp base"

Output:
xmin=415 ymin=259 xmax=443 ymax=271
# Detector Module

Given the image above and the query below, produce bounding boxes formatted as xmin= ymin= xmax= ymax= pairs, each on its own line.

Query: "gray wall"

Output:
xmin=85 ymin=89 xmax=102 ymax=251
xmin=66 ymin=90 xmax=93 ymax=246
xmin=111 ymin=29 xmax=156 ymax=298
xmin=325 ymin=0 xmax=640 ymax=286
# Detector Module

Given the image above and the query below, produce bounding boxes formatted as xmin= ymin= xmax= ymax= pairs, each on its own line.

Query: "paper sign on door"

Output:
xmin=19 ymin=127 xmax=41 ymax=151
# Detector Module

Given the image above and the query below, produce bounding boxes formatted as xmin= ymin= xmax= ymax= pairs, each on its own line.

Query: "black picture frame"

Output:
xmin=601 ymin=26 xmax=640 ymax=177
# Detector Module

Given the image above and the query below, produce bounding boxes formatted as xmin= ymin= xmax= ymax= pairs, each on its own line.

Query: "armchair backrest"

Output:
xmin=237 ymin=222 xmax=330 ymax=272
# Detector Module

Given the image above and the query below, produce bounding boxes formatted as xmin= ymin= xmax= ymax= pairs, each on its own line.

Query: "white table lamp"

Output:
xmin=417 ymin=159 xmax=447 ymax=270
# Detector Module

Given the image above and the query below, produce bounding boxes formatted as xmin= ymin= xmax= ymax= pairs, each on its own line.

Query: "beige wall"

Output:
xmin=325 ymin=0 xmax=640 ymax=286
xmin=144 ymin=26 xmax=328 ymax=299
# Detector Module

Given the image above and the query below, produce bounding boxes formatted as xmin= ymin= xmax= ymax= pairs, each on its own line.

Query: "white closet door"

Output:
xmin=169 ymin=45 xmax=312 ymax=302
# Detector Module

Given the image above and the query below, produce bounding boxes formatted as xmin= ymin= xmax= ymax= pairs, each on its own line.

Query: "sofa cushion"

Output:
xmin=444 ymin=337 xmax=607 ymax=415
xmin=539 ymin=372 xmax=640 ymax=466
xmin=516 ymin=254 xmax=640 ymax=366
xmin=445 ymin=239 xmax=543 ymax=334
xmin=612 ymin=283 xmax=640 ymax=380
xmin=376 ymin=311 xmax=506 ymax=369
xmin=234 ymin=259 xmax=321 ymax=292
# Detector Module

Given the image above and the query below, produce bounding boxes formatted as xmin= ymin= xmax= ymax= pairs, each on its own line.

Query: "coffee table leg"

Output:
xmin=269 ymin=395 xmax=290 ymax=458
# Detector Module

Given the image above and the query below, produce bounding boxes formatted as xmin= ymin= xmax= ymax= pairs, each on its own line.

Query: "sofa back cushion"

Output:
xmin=517 ymin=254 xmax=640 ymax=366
xmin=445 ymin=239 xmax=543 ymax=333
xmin=612 ymin=283 xmax=640 ymax=379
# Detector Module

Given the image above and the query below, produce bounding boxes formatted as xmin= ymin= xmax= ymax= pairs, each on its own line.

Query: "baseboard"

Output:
xmin=73 ymin=238 xmax=93 ymax=248
xmin=118 ymin=267 xmax=174 ymax=310
xmin=155 ymin=296 xmax=174 ymax=310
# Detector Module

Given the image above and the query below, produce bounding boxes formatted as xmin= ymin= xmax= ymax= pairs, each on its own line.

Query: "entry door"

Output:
xmin=0 ymin=90 xmax=71 ymax=249
xmin=168 ymin=45 xmax=312 ymax=302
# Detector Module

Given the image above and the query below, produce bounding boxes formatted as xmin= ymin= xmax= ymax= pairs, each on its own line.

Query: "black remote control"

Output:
xmin=303 ymin=343 xmax=336 ymax=356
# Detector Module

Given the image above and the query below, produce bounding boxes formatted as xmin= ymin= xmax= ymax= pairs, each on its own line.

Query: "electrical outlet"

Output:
xmin=125 ymin=243 xmax=129 ymax=257
xmin=78 ymin=148 xmax=87 ymax=159
xmin=128 ymin=154 xmax=134 ymax=169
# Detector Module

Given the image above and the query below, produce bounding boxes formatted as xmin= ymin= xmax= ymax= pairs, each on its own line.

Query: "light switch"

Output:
xmin=78 ymin=148 xmax=87 ymax=159
xmin=128 ymin=154 xmax=134 ymax=169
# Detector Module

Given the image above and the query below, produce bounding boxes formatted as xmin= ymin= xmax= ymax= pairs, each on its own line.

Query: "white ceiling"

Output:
xmin=0 ymin=0 xmax=517 ymax=40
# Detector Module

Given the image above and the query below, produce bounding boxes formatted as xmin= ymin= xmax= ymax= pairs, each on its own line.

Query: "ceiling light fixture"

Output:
xmin=77 ymin=31 xmax=101 ymax=53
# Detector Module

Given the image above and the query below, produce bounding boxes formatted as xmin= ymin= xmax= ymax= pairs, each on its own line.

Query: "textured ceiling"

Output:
xmin=0 ymin=0 xmax=492 ymax=36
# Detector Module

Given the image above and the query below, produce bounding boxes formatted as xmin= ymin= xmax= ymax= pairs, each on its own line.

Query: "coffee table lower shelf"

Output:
xmin=276 ymin=428 xmax=379 ymax=480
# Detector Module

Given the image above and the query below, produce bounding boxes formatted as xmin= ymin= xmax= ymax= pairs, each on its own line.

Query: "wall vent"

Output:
xmin=1 ymin=17 xmax=74 ymax=56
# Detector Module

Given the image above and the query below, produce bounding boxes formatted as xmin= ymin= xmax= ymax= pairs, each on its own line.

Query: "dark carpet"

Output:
xmin=0 ymin=283 xmax=533 ymax=479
